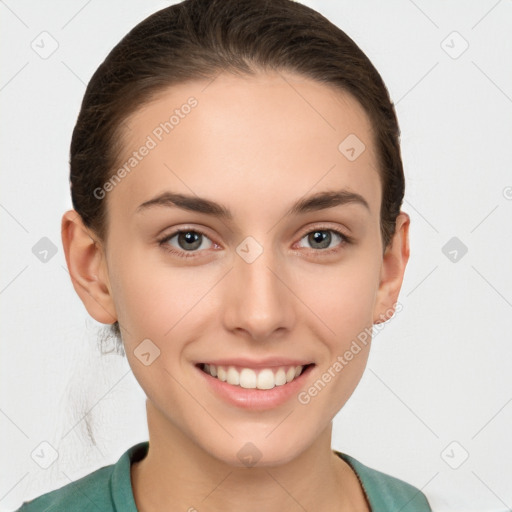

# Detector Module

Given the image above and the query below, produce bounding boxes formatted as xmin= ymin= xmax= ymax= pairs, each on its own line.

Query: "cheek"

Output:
xmin=295 ymin=249 xmax=379 ymax=408
xmin=107 ymin=245 xmax=165 ymax=342
xmin=109 ymin=248 xmax=216 ymax=346
xmin=298 ymin=250 xmax=381 ymax=336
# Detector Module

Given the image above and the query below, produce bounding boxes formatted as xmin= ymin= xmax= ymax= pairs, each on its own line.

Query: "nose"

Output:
xmin=222 ymin=241 xmax=296 ymax=341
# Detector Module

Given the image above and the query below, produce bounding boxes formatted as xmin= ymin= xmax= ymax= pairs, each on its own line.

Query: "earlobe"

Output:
xmin=372 ymin=211 xmax=410 ymax=324
xmin=61 ymin=209 xmax=118 ymax=325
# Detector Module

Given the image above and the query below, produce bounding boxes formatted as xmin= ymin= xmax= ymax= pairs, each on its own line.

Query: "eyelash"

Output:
xmin=157 ymin=226 xmax=352 ymax=259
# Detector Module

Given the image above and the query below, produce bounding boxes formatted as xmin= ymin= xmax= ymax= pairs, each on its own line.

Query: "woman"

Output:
xmin=17 ymin=0 xmax=431 ymax=510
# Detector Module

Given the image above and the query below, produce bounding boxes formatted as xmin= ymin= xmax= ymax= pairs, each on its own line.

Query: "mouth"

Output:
xmin=196 ymin=362 xmax=315 ymax=390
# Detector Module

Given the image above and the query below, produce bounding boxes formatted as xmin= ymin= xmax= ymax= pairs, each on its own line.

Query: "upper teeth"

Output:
xmin=203 ymin=364 xmax=305 ymax=390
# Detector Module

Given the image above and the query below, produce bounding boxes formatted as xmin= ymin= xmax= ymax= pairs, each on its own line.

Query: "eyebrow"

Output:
xmin=135 ymin=189 xmax=370 ymax=219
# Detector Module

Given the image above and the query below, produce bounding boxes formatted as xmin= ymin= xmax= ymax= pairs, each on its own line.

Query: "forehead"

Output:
xmin=109 ymin=70 xmax=381 ymax=223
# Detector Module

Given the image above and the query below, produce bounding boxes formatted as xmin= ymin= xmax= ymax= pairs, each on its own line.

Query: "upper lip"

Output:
xmin=197 ymin=358 xmax=314 ymax=369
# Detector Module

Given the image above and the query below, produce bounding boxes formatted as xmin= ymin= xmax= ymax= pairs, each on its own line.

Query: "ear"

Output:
xmin=61 ymin=209 xmax=117 ymax=325
xmin=372 ymin=211 xmax=410 ymax=324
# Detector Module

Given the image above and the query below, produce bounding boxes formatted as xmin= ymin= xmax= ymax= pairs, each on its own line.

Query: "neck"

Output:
xmin=131 ymin=400 xmax=367 ymax=512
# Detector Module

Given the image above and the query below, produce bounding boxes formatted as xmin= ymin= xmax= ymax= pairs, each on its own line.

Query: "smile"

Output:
xmin=198 ymin=363 xmax=313 ymax=390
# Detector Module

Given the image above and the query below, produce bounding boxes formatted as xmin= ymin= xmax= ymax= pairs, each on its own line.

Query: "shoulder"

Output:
xmin=14 ymin=442 xmax=148 ymax=512
xmin=335 ymin=451 xmax=432 ymax=512
xmin=14 ymin=464 xmax=115 ymax=512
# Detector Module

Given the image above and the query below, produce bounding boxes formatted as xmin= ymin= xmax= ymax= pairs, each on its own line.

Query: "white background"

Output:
xmin=1 ymin=1 xmax=511 ymax=511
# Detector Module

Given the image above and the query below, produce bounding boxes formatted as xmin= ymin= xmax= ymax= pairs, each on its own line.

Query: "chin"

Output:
xmin=200 ymin=429 xmax=314 ymax=469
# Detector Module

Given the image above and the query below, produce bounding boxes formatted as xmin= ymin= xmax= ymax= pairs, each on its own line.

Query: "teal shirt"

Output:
xmin=16 ymin=441 xmax=431 ymax=511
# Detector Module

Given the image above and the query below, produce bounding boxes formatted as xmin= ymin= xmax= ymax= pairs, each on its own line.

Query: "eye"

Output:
xmin=158 ymin=228 xmax=215 ymax=258
xmin=296 ymin=227 xmax=351 ymax=253
xmin=157 ymin=226 xmax=352 ymax=259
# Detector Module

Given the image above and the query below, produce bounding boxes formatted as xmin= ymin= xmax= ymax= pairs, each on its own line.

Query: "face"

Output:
xmin=74 ymin=70 xmax=406 ymax=467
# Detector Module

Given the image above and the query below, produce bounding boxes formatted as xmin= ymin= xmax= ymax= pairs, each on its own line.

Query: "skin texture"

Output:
xmin=61 ymin=70 xmax=410 ymax=511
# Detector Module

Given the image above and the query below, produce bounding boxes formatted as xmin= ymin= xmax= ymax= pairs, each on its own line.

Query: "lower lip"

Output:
xmin=196 ymin=364 xmax=315 ymax=411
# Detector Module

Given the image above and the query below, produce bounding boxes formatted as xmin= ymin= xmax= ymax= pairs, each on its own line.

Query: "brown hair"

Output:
xmin=69 ymin=0 xmax=405 ymax=341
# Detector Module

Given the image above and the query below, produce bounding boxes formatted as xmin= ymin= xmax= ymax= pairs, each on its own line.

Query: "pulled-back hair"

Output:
xmin=69 ymin=0 xmax=405 ymax=340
